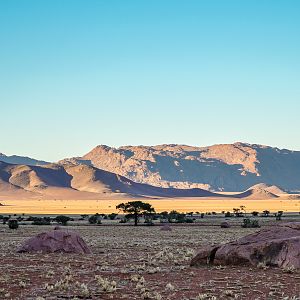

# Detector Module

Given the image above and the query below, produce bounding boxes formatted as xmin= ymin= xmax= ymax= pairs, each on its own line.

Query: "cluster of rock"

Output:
xmin=17 ymin=222 xmax=300 ymax=270
xmin=191 ymin=222 xmax=300 ymax=269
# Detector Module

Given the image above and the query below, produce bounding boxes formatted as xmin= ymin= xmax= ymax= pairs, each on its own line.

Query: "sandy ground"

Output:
xmin=0 ymin=223 xmax=299 ymax=299
xmin=0 ymin=197 xmax=300 ymax=214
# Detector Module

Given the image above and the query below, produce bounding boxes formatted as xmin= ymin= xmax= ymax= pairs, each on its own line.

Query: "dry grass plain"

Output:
xmin=0 ymin=197 xmax=300 ymax=214
xmin=0 ymin=219 xmax=300 ymax=299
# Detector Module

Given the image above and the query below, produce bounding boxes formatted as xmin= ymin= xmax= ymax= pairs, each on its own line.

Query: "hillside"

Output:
xmin=0 ymin=161 xmax=223 ymax=199
xmin=68 ymin=143 xmax=300 ymax=192
xmin=0 ymin=153 xmax=48 ymax=166
xmin=235 ymin=185 xmax=279 ymax=199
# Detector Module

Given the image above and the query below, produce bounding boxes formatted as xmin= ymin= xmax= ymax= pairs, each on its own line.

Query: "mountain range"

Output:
xmin=62 ymin=142 xmax=300 ymax=192
xmin=0 ymin=160 xmax=290 ymax=200
xmin=1 ymin=142 xmax=300 ymax=200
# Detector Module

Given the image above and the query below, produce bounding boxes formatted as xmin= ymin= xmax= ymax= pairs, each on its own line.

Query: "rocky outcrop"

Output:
xmin=17 ymin=228 xmax=91 ymax=254
xmin=191 ymin=222 xmax=300 ymax=269
xmin=77 ymin=143 xmax=300 ymax=192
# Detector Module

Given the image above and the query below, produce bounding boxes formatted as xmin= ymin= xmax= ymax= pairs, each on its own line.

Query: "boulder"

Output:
xmin=160 ymin=224 xmax=172 ymax=231
xmin=17 ymin=228 xmax=91 ymax=254
xmin=191 ymin=222 xmax=300 ymax=269
xmin=220 ymin=221 xmax=231 ymax=228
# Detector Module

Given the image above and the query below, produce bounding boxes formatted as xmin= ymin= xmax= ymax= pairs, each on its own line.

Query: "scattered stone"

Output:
xmin=220 ymin=222 xmax=231 ymax=228
xmin=160 ymin=224 xmax=172 ymax=231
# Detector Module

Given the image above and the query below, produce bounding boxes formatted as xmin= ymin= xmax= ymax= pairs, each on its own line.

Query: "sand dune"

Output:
xmin=0 ymin=161 xmax=294 ymax=201
xmin=248 ymin=183 xmax=286 ymax=195
xmin=235 ymin=184 xmax=279 ymax=199
xmin=0 ymin=161 xmax=223 ymax=199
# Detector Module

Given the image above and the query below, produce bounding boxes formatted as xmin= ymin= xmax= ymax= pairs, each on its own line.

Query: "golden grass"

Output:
xmin=0 ymin=197 xmax=299 ymax=214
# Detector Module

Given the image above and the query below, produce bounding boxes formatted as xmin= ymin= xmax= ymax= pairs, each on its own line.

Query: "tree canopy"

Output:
xmin=116 ymin=201 xmax=155 ymax=226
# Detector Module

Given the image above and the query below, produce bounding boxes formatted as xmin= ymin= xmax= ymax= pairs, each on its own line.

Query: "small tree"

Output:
xmin=240 ymin=205 xmax=246 ymax=214
xmin=89 ymin=213 xmax=101 ymax=224
xmin=225 ymin=211 xmax=232 ymax=218
xmin=55 ymin=215 xmax=71 ymax=226
xmin=175 ymin=213 xmax=186 ymax=223
xmin=116 ymin=201 xmax=155 ymax=226
xmin=80 ymin=214 xmax=89 ymax=220
xmin=8 ymin=219 xmax=19 ymax=230
xmin=275 ymin=211 xmax=283 ymax=221
xmin=233 ymin=208 xmax=243 ymax=217
xmin=251 ymin=211 xmax=259 ymax=217
xmin=262 ymin=210 xmax=270 ymax=217
xmin=108 ymin=213 xmax=118 ymax=220
xmin=168 ymin=210 xmax=180 ymax=223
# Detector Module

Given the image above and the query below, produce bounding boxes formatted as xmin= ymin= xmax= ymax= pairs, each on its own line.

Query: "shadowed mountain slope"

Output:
xmin=0 ymin=161 xmax=223 ymax=199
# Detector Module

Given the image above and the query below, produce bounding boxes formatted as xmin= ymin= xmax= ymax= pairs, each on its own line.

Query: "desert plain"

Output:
xmin=0 ymin=197 xmax=300 ymax=215
xmin=1 ymin=215 xmax=300 ymax=300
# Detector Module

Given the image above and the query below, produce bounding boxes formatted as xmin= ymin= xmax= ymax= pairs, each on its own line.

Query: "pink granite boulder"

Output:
xmin=17 ymin=228 xmax=91 ymax=254
xmin=191 ymin=222 xmax=300 ymax=269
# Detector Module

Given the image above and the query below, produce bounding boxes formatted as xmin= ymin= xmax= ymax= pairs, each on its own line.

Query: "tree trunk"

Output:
xmin=134 ymin=212 xmax=138 ymax=226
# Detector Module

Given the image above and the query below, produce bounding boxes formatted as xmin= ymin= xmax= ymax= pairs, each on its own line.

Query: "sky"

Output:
xmin=0 ymin=0 xmax=299 ymax=162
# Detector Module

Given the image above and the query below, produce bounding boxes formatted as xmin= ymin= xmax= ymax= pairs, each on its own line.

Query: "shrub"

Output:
xmin=32 ymin=217 xmax=51 ymax=225
xmin=8 ymin=219 xmax=19 ymax=230
xmin=275 ymin=211 xmax=283 ymax=221
xmin=108 ymin=213 xmax=118 ymax=220
xmin=242 ymin=218 xmax=260 ymax=228
xmin=262 ymin=210 xmax=270 ymax=217
xmin=2 ymin=216 xmax=10 ymax=224
xmin=54 ymin=215 xmax=71 ymax=226
xmin=224 ymin=211 xmax=232 ymax=218
xmin=176 ymin=213 xmax=186 ymax=223
xmin=185 ymin=218 xmax=194 ymax=223
xmin=88 ymin=214 xmax=101 ymax=224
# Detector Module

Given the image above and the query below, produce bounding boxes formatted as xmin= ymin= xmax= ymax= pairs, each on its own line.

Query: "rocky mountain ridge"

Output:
xmin=76 ymin=142 xmax=300 ymax=192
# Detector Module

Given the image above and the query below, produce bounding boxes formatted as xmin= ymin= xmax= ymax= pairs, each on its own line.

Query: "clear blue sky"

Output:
xmin=0 ymin=0 xmax=299 ymax=161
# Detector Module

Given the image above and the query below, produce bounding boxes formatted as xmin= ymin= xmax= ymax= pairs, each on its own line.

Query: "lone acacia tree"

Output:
xmin=116 ymin=201 xmax=155 ymax=226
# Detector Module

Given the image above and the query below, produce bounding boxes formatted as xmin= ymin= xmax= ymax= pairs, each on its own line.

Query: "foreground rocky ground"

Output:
xmin=0 ymin=223 xmax=299 ymax=299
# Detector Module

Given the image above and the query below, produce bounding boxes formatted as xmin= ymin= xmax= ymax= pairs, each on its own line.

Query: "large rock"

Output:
xmin=220 ymin=221 xmax=231 ymax=228
xmin=191 ymin=222 xmax=300 ymax=269
xmin=17 ymin=228 xmax=91 ymax=254
xmin=160 ymin=224 xmax=172 ymax=231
